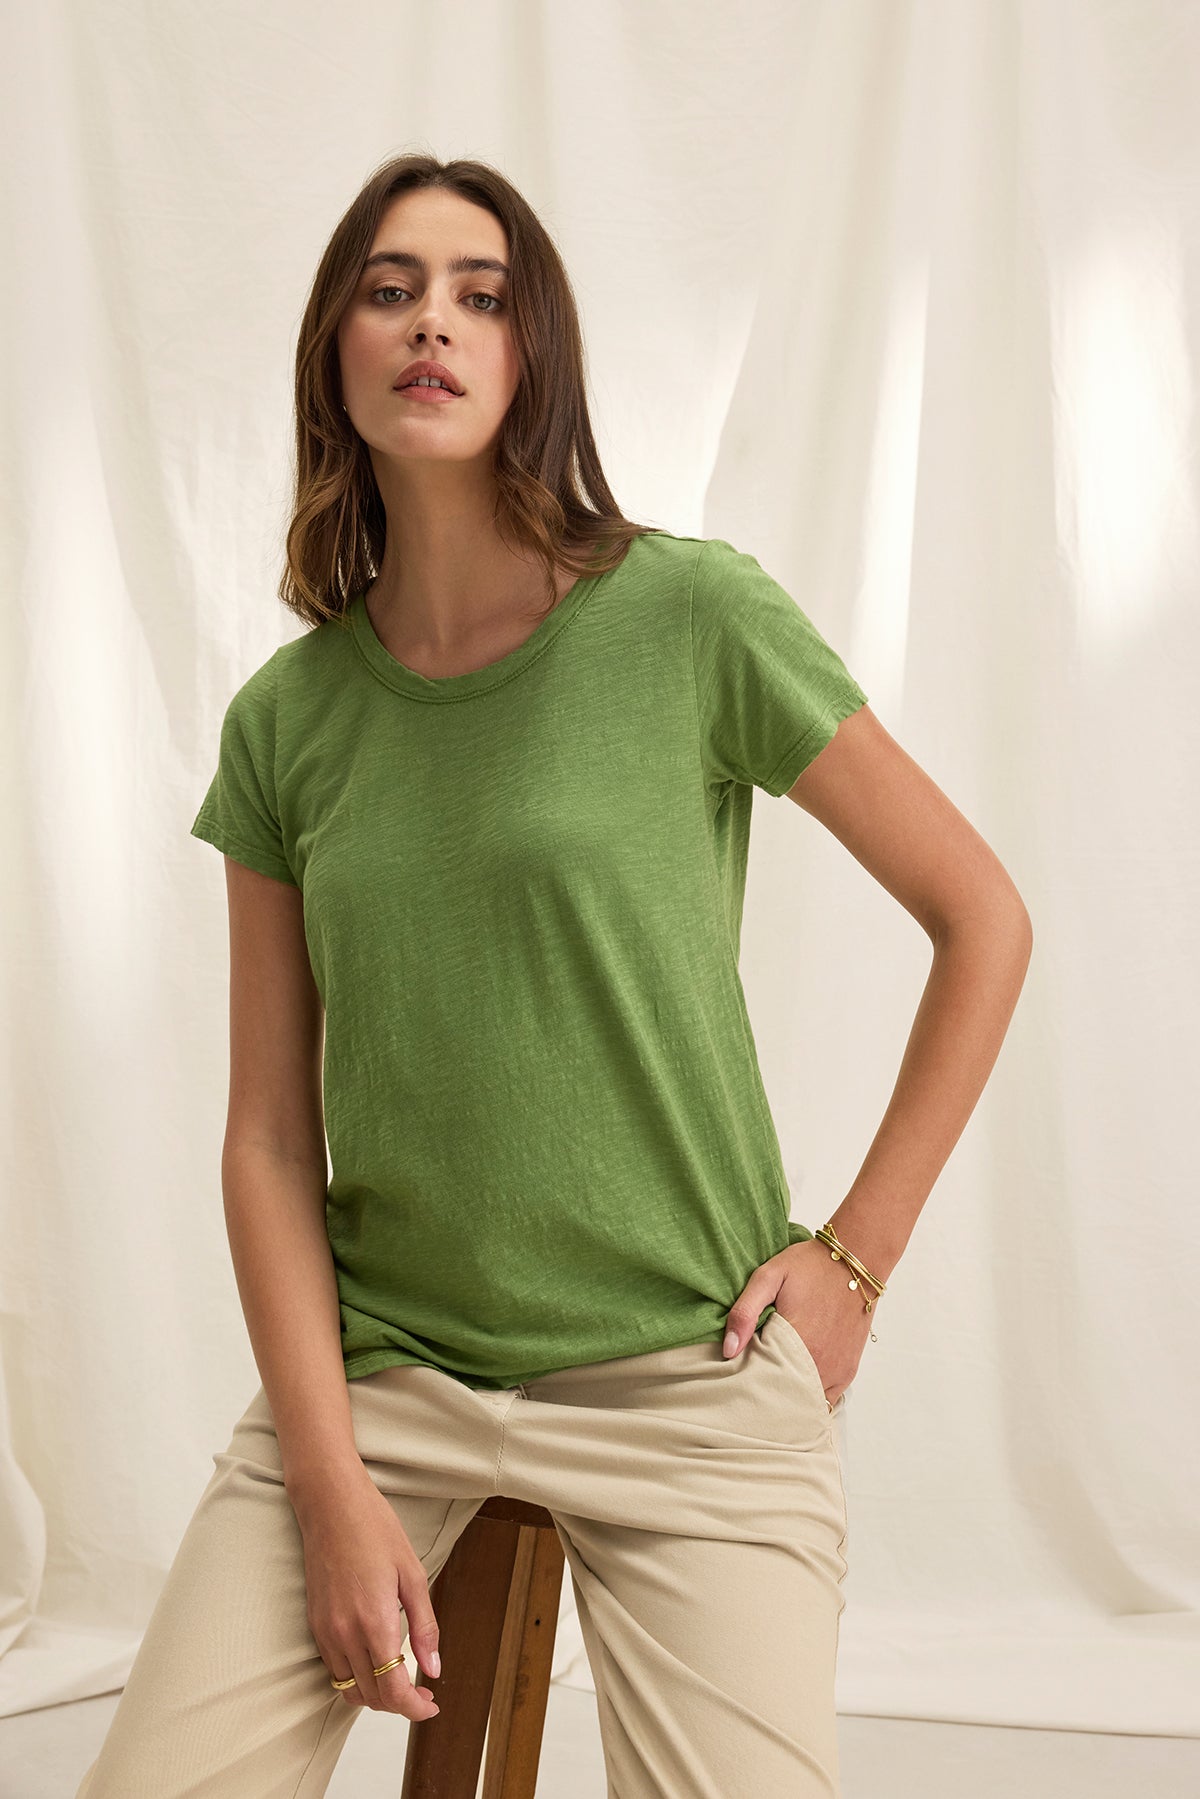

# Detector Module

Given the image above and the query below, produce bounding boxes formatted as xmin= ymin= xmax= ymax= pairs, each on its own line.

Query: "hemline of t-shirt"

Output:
xmin=341 ymin=1325 xmax=736 ymax=1389
xmin=761 ymin=683 xmax=870 ymax=797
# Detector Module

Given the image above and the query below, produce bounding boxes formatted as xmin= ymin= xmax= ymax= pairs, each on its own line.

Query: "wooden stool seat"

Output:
xmin=399 ymin=1495 xmax=567 ymax=1798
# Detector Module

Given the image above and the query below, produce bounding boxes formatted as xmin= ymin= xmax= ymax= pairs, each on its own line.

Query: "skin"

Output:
xmin=221 ymin=186 xmax=598 ymax=1728
xmin=720 ymin=705 xmax=1033 ymax=1405
xmin=220 ymin=188 xmax=1033 ymax=1717
xmin=335 ymin=184 xmax=581 ymax=674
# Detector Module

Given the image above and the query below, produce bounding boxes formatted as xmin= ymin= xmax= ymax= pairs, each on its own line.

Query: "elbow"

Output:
xmin=929 ymin=889 xmax=1034 ymax=957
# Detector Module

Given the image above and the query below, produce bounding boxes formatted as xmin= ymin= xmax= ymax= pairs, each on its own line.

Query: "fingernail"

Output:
xmin=723 ymin=1329 xmax=739 ymax=1357
xmin=430 ymin=1651 xmax=441 ymax=1677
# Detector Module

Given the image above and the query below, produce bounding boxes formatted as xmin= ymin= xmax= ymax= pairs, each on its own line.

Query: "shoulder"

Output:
xmin=272 ymin=611 xmax=354 ymax=680
xmin=215 ymin=646 xmax=285 ymax=746
xmin=683 ymin=535 xmax=810 ymax=647
xmin=216 ymin=614 xmax=349 ymax=749
xmin=612 ymin=527 xmax=716 ymax=586
xmin=638 ymin=534 xmax=791 ymax=623
xmin=611 ymin=531 xmax=742 ymax=627
xmin=260 ymin=610 xmax=358 ymax=716
xmin=613 ymin=532 xmax=803 ymax=646
xmin=687 ymin=534 xmax=787 ymax=596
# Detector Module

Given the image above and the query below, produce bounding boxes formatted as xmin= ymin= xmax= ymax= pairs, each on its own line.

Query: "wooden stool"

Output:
xmin=400 ymin=1495 xmax=567 ymax=1798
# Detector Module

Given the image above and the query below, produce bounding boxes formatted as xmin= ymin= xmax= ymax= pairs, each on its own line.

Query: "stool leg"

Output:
xmin=401 ymin=1513 xmax=519 ymax=1798
xmin=482 ymin=1523 xmax=566 ymax=1799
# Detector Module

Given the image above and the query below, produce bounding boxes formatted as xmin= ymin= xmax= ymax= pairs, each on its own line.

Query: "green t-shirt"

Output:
xmin=190 ymin=530 xmax=868 ymax=1389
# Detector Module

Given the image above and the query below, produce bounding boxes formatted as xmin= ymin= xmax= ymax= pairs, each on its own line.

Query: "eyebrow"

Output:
xmin=362 ymin=251 xmax=510 ymax=280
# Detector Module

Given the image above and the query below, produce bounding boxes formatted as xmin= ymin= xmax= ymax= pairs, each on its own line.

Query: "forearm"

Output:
xmin=221 ymin=1140 xmax=362 ymax=1505
xmin=826 ymin=901 xmax=1033 ymax=1286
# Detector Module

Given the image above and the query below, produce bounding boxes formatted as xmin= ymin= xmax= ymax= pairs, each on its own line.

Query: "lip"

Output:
xmin=396 ymin=385 xmax=459 ymax=404
xmin=393 ymin=359 xmax=464 ymax=396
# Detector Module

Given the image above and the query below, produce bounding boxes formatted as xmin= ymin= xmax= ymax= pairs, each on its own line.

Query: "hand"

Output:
xmin=290 ymin=1464 xmax=442 ymax=1720
xmin=721 ymin=1239 xmax=871 ymax=1406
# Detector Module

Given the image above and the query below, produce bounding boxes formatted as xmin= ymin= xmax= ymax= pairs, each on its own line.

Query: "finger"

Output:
xmin=374 ymin=1649 xmax=440 ymax=1720
xmin=722 ymin=1291 xmax=770 ymax=1357
xmin=346 ymin=1640 xmax=387 ymax=1711
xmin=325 ymin=1651 xmax=366 ymax=1708
xmin=401 ymin=1583 xmax=443 ymax=1685
xmin=362 ymin=1638 xmax=440 ymax=1721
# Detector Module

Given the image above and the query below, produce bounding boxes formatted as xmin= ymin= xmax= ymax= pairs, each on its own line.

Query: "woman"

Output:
xmin=77 ymin=152 xmax=1032 ymax=1796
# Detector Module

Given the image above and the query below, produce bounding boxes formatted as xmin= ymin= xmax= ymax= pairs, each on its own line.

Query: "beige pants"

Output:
xmin=76 ymin=1310 xmax=850 ymax=1797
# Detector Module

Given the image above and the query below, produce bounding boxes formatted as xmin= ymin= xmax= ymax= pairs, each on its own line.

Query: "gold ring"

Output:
xmin=329 ymin=1673 xmax=358 ymax=1691
xmin=372 ymin=1655 xmax=406 ymax=1677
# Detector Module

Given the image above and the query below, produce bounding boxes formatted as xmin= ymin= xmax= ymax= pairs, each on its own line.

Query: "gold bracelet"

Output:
xmin=813 ymin=1221 xmax=885 ymax=1343
xmin=815 ymin=1222 xmax=886 ymax=1305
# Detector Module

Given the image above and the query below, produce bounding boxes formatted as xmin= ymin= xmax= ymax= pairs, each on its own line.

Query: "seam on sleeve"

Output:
xmin=762 ymin=685 xmax=868 ymax=796
xmin=267 ymin=651 xmax=284 ymax=833
xmin=686 ymin=537 xmax=718 ymax=791
xmin=266 ymin=651 xmax=300 ymax=883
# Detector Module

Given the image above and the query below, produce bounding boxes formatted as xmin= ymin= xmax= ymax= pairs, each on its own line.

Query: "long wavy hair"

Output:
xmin=279 ymin=151 xmax=665 ymax=630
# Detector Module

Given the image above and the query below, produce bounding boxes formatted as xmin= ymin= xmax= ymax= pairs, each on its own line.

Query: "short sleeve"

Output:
xmin=688 ymin=537 xmax=868 ymax=796
xmin=190 ymin=653 xmax=299 ymax=885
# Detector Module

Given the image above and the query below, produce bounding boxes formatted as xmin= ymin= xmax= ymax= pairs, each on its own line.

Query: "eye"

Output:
xmin=369 ymin=285 xmax=504 ymax=314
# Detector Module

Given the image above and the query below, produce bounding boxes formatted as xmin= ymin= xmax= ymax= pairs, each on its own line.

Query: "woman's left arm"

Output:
xmin=722 ymin=703 xmax=1034 ymax=1388
xmin=787 ymin=700 xmax=1033 ymax=1282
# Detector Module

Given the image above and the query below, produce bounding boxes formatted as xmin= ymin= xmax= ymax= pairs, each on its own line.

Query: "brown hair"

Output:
xmin=279 ymin=151 xmax=666 ymax=630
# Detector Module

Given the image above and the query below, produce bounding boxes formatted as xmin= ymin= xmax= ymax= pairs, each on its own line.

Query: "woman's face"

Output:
xmin=337 ymin=187 xmax=518 ymax=465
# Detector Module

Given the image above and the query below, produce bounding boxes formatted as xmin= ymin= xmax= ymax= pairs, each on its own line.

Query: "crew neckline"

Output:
xmin=348 ymin=557 xmax=612 ymax=702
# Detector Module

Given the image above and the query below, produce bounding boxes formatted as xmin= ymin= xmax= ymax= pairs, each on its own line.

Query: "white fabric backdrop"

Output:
xmin=3 ymin=0 xmax=1198 ymax=1740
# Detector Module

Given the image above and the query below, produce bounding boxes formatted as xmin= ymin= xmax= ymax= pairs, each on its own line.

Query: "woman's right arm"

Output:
xmin=220 ymin=854 xmax=354 ymax=1496
xmin=218 ymin=856 xmax=441 ymax=1720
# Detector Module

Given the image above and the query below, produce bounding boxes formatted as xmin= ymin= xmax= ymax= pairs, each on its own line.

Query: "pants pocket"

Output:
xmin=767 ymin=1307 xmax=843 ymax=1416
